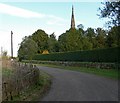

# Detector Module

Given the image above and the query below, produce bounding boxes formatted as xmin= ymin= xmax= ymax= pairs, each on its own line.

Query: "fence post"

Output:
xmin=16 ymin=79 xmax=20 ymax=95
xmin=4 ymin=82 xmax=8 ymax=100
xmin=9 ymin=91 xmax=13 ymax=100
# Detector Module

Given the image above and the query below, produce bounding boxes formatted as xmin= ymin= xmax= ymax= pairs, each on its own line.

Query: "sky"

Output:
xmin=0 ymin=1 xmax=108 ymax=57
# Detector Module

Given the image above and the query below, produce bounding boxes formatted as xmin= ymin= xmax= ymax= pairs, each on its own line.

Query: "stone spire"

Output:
xmin=71 ymin=5 xmax=75 ymax=29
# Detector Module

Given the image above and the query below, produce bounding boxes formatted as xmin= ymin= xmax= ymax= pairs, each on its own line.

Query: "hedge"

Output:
xmin=33 ymin=47 xmax=120 ymax=63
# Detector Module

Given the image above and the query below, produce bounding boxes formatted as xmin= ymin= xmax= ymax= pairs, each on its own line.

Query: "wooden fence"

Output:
xmin=2 ymin=62 xmax=40 ymax=101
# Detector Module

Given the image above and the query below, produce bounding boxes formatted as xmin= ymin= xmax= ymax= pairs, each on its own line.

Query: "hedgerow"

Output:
xmin=33 ymin=47 xmax=120 ymax=63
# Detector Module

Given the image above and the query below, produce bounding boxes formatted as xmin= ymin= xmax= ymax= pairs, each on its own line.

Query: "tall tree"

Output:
xmin=106 ymin=26 xmax=120 ymax=47
xmin=18 ymin=36 xmax=38 ymax=61
xmin=95 ymin=28 xmax=107 ymax=48
xmin=85 ymin=28 xmax=96 ymax=49
xmin=48 ymin=33 xmax=59 ymax=52
xmin=58 ymin=29 xmax=83 ymax=52
xmin=31 ymin=29 xmax=49 ymax=53
xmin=58 ymin=32 xmax=67 ymax=52
xmin=99 ymin=2 xmax=120 ymax=26
xmin=82 ymin=37 xmax=93 ymax=50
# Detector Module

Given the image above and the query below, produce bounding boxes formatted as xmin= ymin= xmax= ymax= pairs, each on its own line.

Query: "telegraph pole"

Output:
xmin=11 ymin=31 xmax=13 ymax=59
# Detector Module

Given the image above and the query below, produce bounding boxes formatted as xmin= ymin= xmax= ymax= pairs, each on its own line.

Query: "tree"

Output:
xmin=31 ymin=29 xmax=49 ymax=53
xmin=58 ymin=28 xmax=83 ymax=52
xmin=95 ymin=28 xmax=107 ymax=48
xmin=58 ymin=32 xmax=67 ymax=52
xmin=48 ymin=33 xmax=59 ymax=52
xmin=82 ymin=37 xmax=93 ymax=50
xmin=18 ymin=36 xmax=38 ymax=61
xmin=85 ymin=28 xmax=95 ymax=38
xmin=99 ymin=2 xmax=120 ymax=26
xmin=77 ymin=24 xmax=84 ymax=29
xmin=85 ymin=28 xmax=96 ymax=49
xmin=106 ymin=26 xmax=120 ymax=47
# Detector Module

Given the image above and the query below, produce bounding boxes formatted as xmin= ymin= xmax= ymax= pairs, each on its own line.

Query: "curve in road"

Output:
xmin=38 ymin=66 xmax=118 ymax=101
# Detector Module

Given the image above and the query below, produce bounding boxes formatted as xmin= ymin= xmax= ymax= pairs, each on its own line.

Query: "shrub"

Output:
xmin=33 ymin=47 xmax=120 ymax=63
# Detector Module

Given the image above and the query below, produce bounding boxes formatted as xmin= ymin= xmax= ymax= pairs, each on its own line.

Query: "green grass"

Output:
xmin=12 ymin=70 xmax=52 ymax=101
xmin=2 ymin=68 xmax=14 ymax=77
xmin=37 ymin=63 xmax=118 ymax=79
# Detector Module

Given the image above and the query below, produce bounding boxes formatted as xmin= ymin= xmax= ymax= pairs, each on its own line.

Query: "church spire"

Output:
xmin=71 ymin=5 xmax=75 ymax=29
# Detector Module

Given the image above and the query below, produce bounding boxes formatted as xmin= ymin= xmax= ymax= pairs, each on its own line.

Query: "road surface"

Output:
xmin=38 ymin=66 xmax=118 ymax=101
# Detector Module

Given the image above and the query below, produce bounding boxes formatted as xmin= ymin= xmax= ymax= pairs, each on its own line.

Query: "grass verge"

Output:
xmin=2 ymin=69 xmax=52 ymax=102
xmin=2 ymin=67 xmax=14 ymax=77
xmin=37 ymin=63 xmax=118 ymax=80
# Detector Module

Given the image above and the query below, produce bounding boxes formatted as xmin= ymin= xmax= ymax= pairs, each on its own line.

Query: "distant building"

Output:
xmin=71 ymin=5 xmax=75 ymax=29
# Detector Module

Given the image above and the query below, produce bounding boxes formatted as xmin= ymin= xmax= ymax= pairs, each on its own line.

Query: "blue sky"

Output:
xmin=0 ymin=2 xmax=107 ymax=57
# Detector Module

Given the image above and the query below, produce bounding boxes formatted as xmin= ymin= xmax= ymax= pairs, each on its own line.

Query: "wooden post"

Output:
xmin=10 ymin=91 xmax=13 ymax=100
xmin=4 ymin=82 xmax=8 ymax=100
xmin=11 ymin=31 xmax=13 ymax=59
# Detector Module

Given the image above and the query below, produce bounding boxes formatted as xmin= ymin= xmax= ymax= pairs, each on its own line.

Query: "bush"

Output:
xmin=33 ymin=47 xmax=120 ymax=63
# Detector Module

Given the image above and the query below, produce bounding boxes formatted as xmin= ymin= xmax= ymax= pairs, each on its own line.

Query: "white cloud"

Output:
xmin=47 ymin=19 xmax=67 ymax=26
xmin=0 ymin=3 xmax=68 ymax=25
xmin=0 ymin=3 xmax=45 ymax=18
xmin=46 ymin=15 xmax=69 ymax=26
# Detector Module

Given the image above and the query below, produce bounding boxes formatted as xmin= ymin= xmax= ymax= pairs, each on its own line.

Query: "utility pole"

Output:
xmin=11 ymin=31 xmax=13 ymax=59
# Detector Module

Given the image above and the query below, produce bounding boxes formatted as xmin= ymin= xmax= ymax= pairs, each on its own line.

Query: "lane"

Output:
xmin=38 ymin=66 xmax=118 ymax=101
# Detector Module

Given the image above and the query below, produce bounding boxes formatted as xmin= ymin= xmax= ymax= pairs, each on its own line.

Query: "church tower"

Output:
xmin=71 ymin=5 xmax=75 ymax=29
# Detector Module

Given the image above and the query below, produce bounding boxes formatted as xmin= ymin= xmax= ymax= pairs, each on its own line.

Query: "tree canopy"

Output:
xmin=99 ymin=2 xmax=120 ymax=26
xmin=18 ymin=26 xmax=120 ymax=61
xmin=31 ymin=29 xmax=49 ymax=53
xmin=18 ymin=36 xmax=38 ymax=61
xmin=48 ymin=33 xmax=59 ymax=53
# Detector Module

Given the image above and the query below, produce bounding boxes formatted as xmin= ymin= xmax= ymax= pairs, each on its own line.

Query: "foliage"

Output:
xmin=2 ymin=63 xmax=50 ymax=101
xmin=18 ymin=36 xmax=38 ymax=61
xmin=18 ymin=25 xmax=119 ymax=59
xmin=18 ymin=25 xmax=119 ymax=63
xmin=58 ymin=28 xmax=83 ymax=52
xmin=106 ymin=26 xmax=120 ymax=47
xmin=84 ymin=28 xmax=96 ymax=49
xmin=95 ymin=28 xmax=107 ymax=48
xmin=77 ymin=24 xmax=84 ymax=29
xmin=33 ymin=47 xmax=120 ymax=63
xmin=2 ymin=67 xmax=13 ymax=77
xmin=82 ymin=37 xmax=93 ymax=50
xmin=31 ymin=29 xmax=49 ymax=53
xmin=48 ymin=33 xmax=59 ymax=53
xmin=99 ymin=2 xmax=120 ymax=26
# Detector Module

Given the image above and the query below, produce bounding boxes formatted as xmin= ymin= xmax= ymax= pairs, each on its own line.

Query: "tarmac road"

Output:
xmin=38 ymin=66 xmax=118 ymax=101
